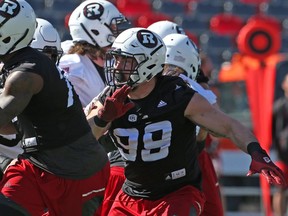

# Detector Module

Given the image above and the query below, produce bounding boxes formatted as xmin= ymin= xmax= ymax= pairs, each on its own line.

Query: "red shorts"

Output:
xmin=198 ymin=150 xmax=224 ymax=216
xmin=95 ymin=166 xmax=125 ymax=216
xmin=0 ymin=158 xmax=110 ymax=216
xmin=108 ymin=185 xmax=205 ymax=216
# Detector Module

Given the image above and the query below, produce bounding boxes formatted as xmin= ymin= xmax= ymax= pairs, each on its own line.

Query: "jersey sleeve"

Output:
xmin=179 ymin=74 xmax=217 ymax=105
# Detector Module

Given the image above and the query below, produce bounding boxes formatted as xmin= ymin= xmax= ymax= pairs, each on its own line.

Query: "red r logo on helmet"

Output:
xmin=0 ymin=0 xmax=20 ymax=18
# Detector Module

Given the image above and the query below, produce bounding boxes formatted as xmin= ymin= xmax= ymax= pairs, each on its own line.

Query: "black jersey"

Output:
xmin=1 ymin=47 xmax=108 ymax=178
xmin=2 ymin=47 xmax=90 ymax=148
xmin=103 ymin=76 xmax=202 ymax=200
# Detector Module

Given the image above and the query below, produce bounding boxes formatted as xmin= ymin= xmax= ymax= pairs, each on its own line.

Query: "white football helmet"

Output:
xmin=163 ymin=33 xmax=200 ymax=80
xmin=68 ymin=0 xmax=131 ymax=48
xmin=106 ymin=28 xmax=166 ymax=87
xmin=147 ymin=20 xmax=185 ymax=39
xmin=30 ymin=18 xmax=63 ymax=63
xmin=0 ymin=0 xmax=36 ymax=55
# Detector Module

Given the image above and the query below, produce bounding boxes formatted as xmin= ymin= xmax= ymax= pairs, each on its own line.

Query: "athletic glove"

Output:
xmin=247 ymin=142 xmax=287 ymax=188
xmin=94 ymin=85 xmax=134 ymax=127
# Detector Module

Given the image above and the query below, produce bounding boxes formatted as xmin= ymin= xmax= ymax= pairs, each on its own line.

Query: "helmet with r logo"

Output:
xmin=105 ymin=27 xmax=166 ymax=87
xmin=0 ymin=0 xmax=36 ymax=55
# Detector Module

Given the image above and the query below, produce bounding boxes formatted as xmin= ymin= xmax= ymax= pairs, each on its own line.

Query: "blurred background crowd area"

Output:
xmin=27 ymin=0 xmax=288 ymax=214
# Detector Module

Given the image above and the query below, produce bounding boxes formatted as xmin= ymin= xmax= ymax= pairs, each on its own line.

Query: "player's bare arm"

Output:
xmin=196 ymin=97 xmax=220 ymax=142
xmin=0 ymin=71 xmax=43 ymax=133
xmin=185 ymin=92 xmax=257 ymax=153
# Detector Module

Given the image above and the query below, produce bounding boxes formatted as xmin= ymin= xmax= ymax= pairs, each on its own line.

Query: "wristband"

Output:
xmin=247 ymin=142 xmax=264 ymax=155
xmin=93 ymin=115 xmax=108 ymax=128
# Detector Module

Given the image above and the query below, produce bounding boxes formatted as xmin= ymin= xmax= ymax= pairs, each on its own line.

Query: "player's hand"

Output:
xmin=247 ymin=150 xmax=287 ymax=188
xmin=98 ymin=85 xmax=135 ymax=122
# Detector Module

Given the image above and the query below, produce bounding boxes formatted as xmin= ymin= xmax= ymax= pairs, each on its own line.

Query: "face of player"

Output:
xmin=108 ymin=17 xmax=131 ymax=43
xmin=162 ymin=64 xmax=185 ymax=77
xmin=113 ymin=55 xmax=138 ymax=84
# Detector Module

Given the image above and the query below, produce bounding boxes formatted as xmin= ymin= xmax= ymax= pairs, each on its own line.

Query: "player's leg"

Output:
xmin=153 ymin=185 xmax=205 ymax=216
xmin=82 ymin=196 xmax=103 ymax=216
xmin=47 ymin=161 xmax=110 ymax=216
xmin=198 ymin=151 xmax=224 ymax=216
xmin=96 ymin=165 xmax=125 ymax=216
xmin=0 ymin=159 xmax=47 ymax=215
xmin=272 ymin=161 xmax=288 ymax=216
xmin=108 ymin=185 xmax=205 ymax=216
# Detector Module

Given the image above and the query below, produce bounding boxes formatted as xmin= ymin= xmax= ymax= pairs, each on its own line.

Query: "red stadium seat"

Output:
xmin=152 ymin=0 xmax=186 ymax=16
xmin=171 ymin=0 xmax=198 ymax=2
xmin=134 ymin=12 xmax=172 ymax=28
xmin=64 ymin=13 xmax=71 ymax=29
xmin=240 ymin=0 xmax=270 ymax=5
xmin=210 ymin=13 xmax=244 ymax=36
xmin=116 ymin=0 xmax=152 ymax=17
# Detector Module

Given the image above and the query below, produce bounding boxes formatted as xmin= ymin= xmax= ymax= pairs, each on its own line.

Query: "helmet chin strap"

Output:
xmin=5 ymin=28 xmax=29 ymax=55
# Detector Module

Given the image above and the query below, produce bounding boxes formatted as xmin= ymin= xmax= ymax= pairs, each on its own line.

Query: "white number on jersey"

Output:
xmin=113 ymin=121 xmax=172 ymax=161
xmin=56 ymin=66 xmax=74 ymax=107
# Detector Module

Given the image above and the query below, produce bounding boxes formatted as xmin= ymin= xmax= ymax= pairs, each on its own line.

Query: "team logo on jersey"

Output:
xmin=175 ymin=85 xmax=182 ymax=90
xmin=157 ymin=100 xmax=167 ymax=108
xmin=128 ymin=114 xmax=137 ymax=122
xmin=83 ymin=3 xmax=104 ymax=20
xmin=263 ymin=156 xmax=271 ymax=163
xmin=0 ymin=0 xmax=20 ymax=19
xmin=137 ymin=30 xmax=158 ymax=48
xmin=165 ymin=168 xmax=186 ymax=181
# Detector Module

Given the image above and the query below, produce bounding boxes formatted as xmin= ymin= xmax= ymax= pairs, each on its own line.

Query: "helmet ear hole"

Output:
xmin=147 ymin=64 xmax=156 ymax=70
xmin=91 ymin=29 xmax=99 ymax=36
xmin=3 ymin=37 xmax=11 ymax=44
